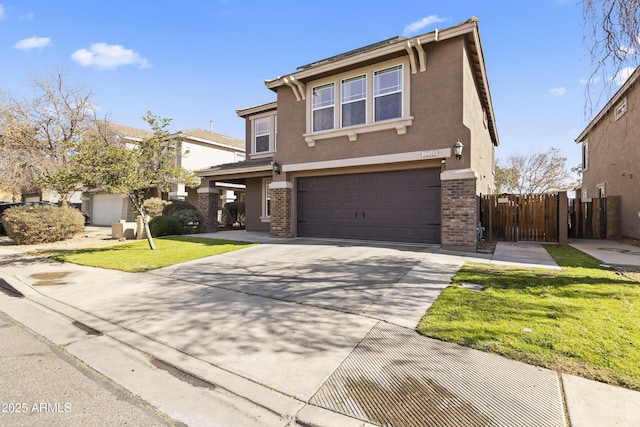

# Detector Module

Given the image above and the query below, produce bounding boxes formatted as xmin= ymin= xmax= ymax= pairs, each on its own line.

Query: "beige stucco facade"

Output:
xmin=577 ymin=67 xmax=640 ymax=241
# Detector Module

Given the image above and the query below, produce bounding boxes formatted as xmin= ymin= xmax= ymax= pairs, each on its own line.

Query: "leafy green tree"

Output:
xmin=73 ymin=112 xmax=199 ymax=249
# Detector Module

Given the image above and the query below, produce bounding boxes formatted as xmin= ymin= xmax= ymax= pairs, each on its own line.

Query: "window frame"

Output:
xmin=373 ymin=65 xmax=403 ymax=122
xmin=582 ymin=140 xmax=589 ymax=172
xmin=250 ymin=112 xmax=277 ymax=158
xmin=304 ymin=58 xmax=412 ymax=145
xmin=341 ymin=74 xmax=367 ymax=127
xmin=312 ymin=83 xmax=335 ymax=132
xmin=260 ymin=178 xmax=272 ymax=222
xmin=614 ymin=97 xmax=627 ymax=121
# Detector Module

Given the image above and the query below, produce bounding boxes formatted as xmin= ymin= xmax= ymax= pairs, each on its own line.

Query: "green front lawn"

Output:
xmin=50 ymin=236 xmax=256 ymax=272
xmin=418 ymin=245 xmax=640 ymax=391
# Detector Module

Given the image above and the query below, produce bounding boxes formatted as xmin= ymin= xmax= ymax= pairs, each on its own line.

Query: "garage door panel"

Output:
xmin=92 ymin=194 xmax=126 ymax=226
xmin=297 ymin=168 xmax=441 ymax=244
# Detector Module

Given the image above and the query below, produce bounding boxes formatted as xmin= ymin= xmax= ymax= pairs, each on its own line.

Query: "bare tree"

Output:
xmin=583 ymin=0 xmax=640 ymax=114
xmin=0 ymin=67 xmax=97 ymax=202
xmin=495 ymin=148 xmax=576 ymax=194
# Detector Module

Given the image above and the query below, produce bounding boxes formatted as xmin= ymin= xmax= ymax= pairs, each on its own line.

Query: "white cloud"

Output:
xmin=611 ymin=66 xmax=636 ymax=85
xmin=71 ymin=43 xmax=151 ymax=70
xmin=0 ymin=4 xmax=7 ymax=21
xmin=13 ymin=36 xmax=51 ymax=50
xmin=550 ymin=87 xmax=567 ymax=96
xmin=403 ymin=15 xmax=447 ymax=36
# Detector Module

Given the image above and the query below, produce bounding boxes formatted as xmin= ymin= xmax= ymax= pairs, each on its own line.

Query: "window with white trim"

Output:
xmin=261 ymin=179 xmax=272 ymax=222
xmin=312 ymin=83 xmax=334 ymax=132
xmin=374 ymin=65 xmax=402 ymax=121
xmin=596 ymin=183 xmax=605 ymax=198
xmin=304 ymin=60 xmax=411 ymax=144
xmin=341 ymin=75 xmax=366 ymax=127
xmin=615 ymin=97 xmax=627 ymax=120
xmin=254 ymin=117 xmax=270 ymax=153
xmin=582 ymin=141 xmax=589 ymax=172
xmin=250 ymin=113 xmax=277 ymax=157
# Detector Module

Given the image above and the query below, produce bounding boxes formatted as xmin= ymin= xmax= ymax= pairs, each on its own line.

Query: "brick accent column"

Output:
xmin=197 ymin=186 xmax=219 ymax=233
xmin=269 ymin=181 xmax=293 ymax=238
xmin=441 ymin=169 xmax=478 ymax=252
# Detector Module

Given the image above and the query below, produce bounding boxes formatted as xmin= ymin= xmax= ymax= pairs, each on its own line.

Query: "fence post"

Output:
xmin=558 ymin=192 xmax=568 ymax=244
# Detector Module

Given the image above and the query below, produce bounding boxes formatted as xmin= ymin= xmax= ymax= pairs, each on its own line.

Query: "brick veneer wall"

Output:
xmin=441 ymin=174 xmax=477 ymax=252
xmin=197 ymin=187 xmax=219 ymax=233
xmin=270 ymin=184 xmax=293 ymax=238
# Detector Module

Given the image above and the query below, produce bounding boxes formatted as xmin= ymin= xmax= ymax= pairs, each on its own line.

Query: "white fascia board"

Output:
xmin=283 ymin=148 xmax=451 ymax=173
xmin=181 ymin=135 xmax=245 ymax=153
xmin=236 ymin=102 xmax=278 ymax=118
xmin=198 ymin=164 xmax=271 ymax=177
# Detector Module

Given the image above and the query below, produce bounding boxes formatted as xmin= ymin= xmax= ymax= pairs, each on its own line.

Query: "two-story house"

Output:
xmin=85 ymin=123 xmax=245 ymax=225
xmin=198 ymin=17 xmax=499 ymax=252
xmin=576 ymin=66 xmax=640 ymax=242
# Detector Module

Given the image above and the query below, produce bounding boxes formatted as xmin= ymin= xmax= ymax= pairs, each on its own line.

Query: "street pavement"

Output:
xmin=0 ymin=232 xmax=639 ymax=426
xmin=0 ymin=310 xmax=174 ymax=427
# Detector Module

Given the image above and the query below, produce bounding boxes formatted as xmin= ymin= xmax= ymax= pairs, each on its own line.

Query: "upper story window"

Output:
xmin=374 ymin=65 xmax=402 ymax=121
xmin=251 ymin=113 xmax=277 ymax=157
xmin=255 ymin=118 xmax=270 ymax=153
xmin=312 ymin=83 xmax=334 ymax=132
xmin=304 ymin=59 xmax=412 ymax=145
xmin=582 ymin=140 xmax=589 ymax=172
xmin=615 ymin=97 xmax=627 ymax=120
xmin=341 ymin=75 xmax=366 ymax=127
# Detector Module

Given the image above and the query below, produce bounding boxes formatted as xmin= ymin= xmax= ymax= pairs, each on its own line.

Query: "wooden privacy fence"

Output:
xmin=568 ymin=198 xmax=606 ymax=239
xmin=480 ymin=194 xmax=559 ymax=242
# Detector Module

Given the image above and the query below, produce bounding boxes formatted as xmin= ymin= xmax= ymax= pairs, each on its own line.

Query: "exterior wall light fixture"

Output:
xmin=271 ymin=161 xmax=281 ymax=175
xmin=453 ymin=139 xmax=464 ymax=160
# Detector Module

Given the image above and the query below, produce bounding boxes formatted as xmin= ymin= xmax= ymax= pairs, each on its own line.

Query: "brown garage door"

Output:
xmin=297 ymin=168 xmax=441 ymax=244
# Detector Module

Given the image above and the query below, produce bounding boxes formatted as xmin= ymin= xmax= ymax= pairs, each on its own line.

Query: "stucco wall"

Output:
xmin=182 ymin=141 xmax=238 ymax=171
xmin=581 ymin=83 xmax=640 ymax=240
xmin=462 ymin=44 xmax=495 ymax=195
xmin=274 ymin=38 xmax=468 ymax=167
xmin=244 ymin=177 xmax=270 ymax=232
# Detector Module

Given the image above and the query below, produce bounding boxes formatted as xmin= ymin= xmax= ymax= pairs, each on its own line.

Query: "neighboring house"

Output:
xmin=84 ymin=123 xmax=245 ymax=226
xmin=198 ymin=17 xmax=499 ymax=251
xmin=576 ymin=66 xmax=640 ymax=242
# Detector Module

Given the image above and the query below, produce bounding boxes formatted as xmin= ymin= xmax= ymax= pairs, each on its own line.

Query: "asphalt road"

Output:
xmin=0 ymin=310 xmax=177 ymax=427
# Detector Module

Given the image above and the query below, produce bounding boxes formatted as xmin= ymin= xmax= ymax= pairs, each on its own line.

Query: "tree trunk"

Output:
xmin=143 ymin=216 xmax=156 ymax=250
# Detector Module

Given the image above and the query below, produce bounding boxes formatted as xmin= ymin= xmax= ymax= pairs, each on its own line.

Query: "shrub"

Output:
xmin=162 ymin=200 xmax=198 ymax=216
xmin=173 ymin=209 xmax=201 ymax=234
xmin=148 ymin=215 xmax=181 ymax=237
xmin=221 ymin=201 xmax=245 ymax=226
xmin=4 ymin=204 xmax=85 ymax=245
xmin=143 ymin=197 xmax=170 ymax=217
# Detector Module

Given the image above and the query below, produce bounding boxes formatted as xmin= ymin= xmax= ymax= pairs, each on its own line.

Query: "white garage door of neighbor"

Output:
xmin=92 ymin=194 xmax=126 ymax=225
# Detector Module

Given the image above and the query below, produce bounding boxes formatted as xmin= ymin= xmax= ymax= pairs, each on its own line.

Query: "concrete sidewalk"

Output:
xmin=569 ymin=239 xmax=640 ymax=267
xmin=0 ymin=238 xmax=639 ymax=426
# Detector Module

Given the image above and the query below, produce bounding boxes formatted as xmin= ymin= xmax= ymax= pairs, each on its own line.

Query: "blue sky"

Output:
xmin=0 ymin=0 xmax=628 ymax=168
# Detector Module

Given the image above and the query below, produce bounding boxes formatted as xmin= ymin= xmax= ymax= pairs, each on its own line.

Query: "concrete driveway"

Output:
xmin=3 ymin=241 xmax=462 ymax=403
xmin=0 ymin=238 xmax=578 ymax=426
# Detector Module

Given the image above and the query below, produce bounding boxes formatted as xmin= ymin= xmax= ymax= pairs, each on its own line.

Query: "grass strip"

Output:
xmin=417 ymin=245 xmax=640 ymax=391
xmin=50 ymin=235 xmax=256 ymax=272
